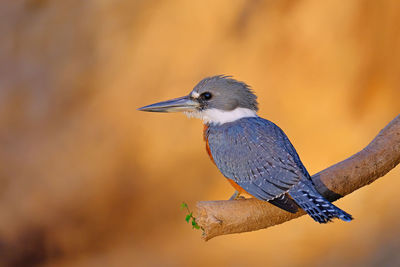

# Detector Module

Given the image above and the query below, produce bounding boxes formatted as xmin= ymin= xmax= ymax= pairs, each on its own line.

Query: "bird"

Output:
xmin=138 ymin=75 xmax=352 ymax=223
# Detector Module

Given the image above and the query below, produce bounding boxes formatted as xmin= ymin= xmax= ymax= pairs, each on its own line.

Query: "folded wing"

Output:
xmin=207 ymin=118 xmax=305 ymax=201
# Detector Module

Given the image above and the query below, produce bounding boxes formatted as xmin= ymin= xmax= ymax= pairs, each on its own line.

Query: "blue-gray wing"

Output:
xmin=207 ymin=118 xmax=305 ymax=201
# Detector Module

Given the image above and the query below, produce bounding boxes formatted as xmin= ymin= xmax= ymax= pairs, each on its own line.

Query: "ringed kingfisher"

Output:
xmin=138 ymin=75 xmax=352 ymax=223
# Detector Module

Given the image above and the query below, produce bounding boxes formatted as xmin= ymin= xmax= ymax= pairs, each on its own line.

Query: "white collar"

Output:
xmin=185 ymin=108 xmax=257 ymax=125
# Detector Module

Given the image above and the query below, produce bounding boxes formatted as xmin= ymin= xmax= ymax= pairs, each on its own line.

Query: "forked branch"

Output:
xmin=196 ymin=115 xmax=400 ymax=241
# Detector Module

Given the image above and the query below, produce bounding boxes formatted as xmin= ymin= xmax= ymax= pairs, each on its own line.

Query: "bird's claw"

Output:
xmin=229 ymin=190 xmax=245 ymax=200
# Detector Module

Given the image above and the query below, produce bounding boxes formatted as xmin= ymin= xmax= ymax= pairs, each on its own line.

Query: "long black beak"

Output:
xmin=137 ymin=95 xmax=200 ymax=113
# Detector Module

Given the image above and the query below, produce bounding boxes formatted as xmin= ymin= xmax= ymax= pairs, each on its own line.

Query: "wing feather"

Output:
xmin=207 ymin=118 xmax=304 ymax=201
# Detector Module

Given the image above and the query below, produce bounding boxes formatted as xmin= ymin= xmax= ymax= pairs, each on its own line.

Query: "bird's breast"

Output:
xmin=203 ymin=124 xmax=215 ymax=165
xmin=203 ymin=123 xmax=253 ymax=196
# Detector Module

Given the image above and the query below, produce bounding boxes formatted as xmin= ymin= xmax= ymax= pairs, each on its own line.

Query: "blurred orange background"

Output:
xmin=1 ymin=0 xmax=400 ymax=266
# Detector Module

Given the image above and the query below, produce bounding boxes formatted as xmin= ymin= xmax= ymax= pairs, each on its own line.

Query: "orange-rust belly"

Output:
xmin=203 ymin=124 xmax=253 ymax=197
xmin=226 ymin=178 xmax=252 ymax=195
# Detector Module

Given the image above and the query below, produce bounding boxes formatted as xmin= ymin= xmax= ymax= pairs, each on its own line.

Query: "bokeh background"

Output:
xmin=1 ymin=0 xmax=400 ymax=266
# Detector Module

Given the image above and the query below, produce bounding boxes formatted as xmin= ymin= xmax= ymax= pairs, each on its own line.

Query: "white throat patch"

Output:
xmin=184 ymin=108 xmax=257 ymax=125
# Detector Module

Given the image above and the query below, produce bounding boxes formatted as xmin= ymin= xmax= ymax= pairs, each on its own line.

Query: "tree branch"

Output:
xmin=196 ymin=114 xmax=400 ymax=241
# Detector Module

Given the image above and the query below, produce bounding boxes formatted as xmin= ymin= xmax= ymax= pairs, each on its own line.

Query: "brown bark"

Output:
xmin=196 ymin=114 xmax=400 ymax=241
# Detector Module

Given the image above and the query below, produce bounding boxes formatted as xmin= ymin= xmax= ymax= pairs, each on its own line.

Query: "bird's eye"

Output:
xmin=201 ymin=92 xmax=212 ymax=100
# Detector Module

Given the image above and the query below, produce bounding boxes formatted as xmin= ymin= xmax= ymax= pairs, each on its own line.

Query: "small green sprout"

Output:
xmin=181 ymin=202 xmax=201 ymax=230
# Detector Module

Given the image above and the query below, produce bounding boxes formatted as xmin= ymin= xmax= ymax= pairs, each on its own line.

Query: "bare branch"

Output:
xmin=196 ymin=114 xmax=400 ymax=241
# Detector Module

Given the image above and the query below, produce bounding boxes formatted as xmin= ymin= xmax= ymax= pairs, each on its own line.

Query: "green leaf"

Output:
xmin=185 ymin=214 xmax=191 ymax=223
xmin=181 ymin=202 xmax=188 ymax=210
xmin=192 ymin=220 xmax=200 ymax=229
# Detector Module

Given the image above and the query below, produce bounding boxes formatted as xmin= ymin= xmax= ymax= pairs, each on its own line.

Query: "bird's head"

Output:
xmin=138 ymin=75 xmax=259 ymax=124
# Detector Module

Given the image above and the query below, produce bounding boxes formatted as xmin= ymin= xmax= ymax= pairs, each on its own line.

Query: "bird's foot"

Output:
xmin=229 ymin=190 xmax=245 ymax=200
